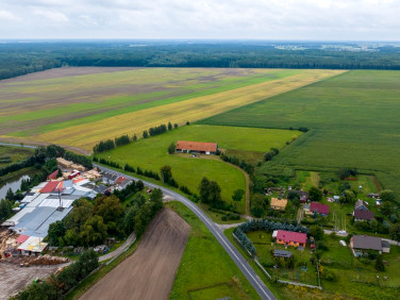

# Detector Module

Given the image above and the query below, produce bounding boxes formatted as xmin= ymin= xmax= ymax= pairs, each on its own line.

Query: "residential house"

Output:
xmin=176 ymin=141 xmax=218 ymax=155
xmin=350 ymin=235 xmax=390 ymax=257
xmin=310 ymin=203 xmax=329 ymax=216
xmin=273 ymin=230 xmax=307 ymax=247
xmin=292 ymin=190 xmax=309 ymax=203
xmin=354 ymin=199 xmax=369 ymax=211
xmin=353 ymin=210 xmax=375 ymax=221
xmin=304 ymin=202 xmax=329 ymax=216
xmin=270 ymin=198 xmax=288 ymax=211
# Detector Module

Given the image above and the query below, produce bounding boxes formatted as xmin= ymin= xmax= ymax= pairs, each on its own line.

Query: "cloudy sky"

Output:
xmin=0 ymin=0 xmax=399 ymax=41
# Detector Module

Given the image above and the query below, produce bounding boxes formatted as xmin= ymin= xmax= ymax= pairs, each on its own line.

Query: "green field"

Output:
xmin=96 ymin=124 xmax=297 ymax=213
xmin=201 ymin=70 xmax=400 ymax=197
xmin=167 ymin=201 xmax=260 ymax=300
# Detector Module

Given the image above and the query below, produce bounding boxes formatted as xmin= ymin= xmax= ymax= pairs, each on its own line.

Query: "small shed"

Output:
xmin=273 ymin=249 xmax=292 ymax=258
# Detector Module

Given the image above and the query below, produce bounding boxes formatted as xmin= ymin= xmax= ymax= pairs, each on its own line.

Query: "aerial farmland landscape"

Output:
xmin=1 ymin=1 xmax=400 ymax=300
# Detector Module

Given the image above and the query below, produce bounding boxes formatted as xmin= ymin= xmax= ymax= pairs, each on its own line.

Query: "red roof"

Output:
xmin=354 ymin=210 xmax=375 ymax=220
xmin=310 ymin=202 xmax=330 ymax=215
xmin=176 ymin=141 xmax=217 ymax=153
xmin=16 ymin=235 xmax=30 ymax=244
xmin=48 ymin=170 xmax=59 ymax=180
xmin=40 ymin=181 xmax=59 ymax=193
xmin=115 ymin=176 xmax=126 ymax=185
xmin=276 ymin=230 xmax=307 ymax=244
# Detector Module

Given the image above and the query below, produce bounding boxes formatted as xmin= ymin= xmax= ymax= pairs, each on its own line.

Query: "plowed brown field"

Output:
xmin=80 ymin=208 xmax=191 ymax=300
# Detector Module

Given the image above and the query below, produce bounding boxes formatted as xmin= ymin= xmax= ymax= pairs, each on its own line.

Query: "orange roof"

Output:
xmin=176 ymin=141 xmax=217 ymax=152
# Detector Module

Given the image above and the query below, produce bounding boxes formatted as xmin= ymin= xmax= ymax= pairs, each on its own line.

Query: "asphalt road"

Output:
xmin=96 ymin=164 xmax=276 ymax=300
xmin=0 ymin=141 xmax=274 ymax=298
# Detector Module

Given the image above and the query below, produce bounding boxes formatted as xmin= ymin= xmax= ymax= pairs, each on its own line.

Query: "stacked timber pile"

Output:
xmin=30 ymin=255 xmax=69 ymax=265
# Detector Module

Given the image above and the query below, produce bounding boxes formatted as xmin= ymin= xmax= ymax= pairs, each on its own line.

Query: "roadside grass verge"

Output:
xmin=166 ymin=201 xmax=260 ymax=300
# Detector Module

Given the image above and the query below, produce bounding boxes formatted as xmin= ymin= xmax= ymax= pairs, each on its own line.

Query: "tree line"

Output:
xmin=93 ymin=122 xmax=179 ymax=153
xmin=16 ymin=250 xmax=99 ymax=299
xmin=4 ymin=42 xmax=400 ymax=81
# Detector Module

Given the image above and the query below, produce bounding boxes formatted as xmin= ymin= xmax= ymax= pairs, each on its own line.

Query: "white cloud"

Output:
xmin=0 ymin=10 xmax=20 ymax=21
xmin=33 ymin=9 xmax=69 ymax=22
xmin=0 ymin=0 xmax=399 ymax=40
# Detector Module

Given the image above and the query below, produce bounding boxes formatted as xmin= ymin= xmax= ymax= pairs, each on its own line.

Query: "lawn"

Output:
xmin=225 ymin=227 xmax=400 ymax=300
xmin=320 ymin=235 xmax=400 ymax=299
xmin=247 ymin=231 xmax=318 ymax=286
xmin=0 ymin=67 xmax=342 ymax=150
xmin=201 ymin=70 xmax=400 ymax=197
xmin=166 ymin=201 xmax=260 ymax=300
xmin=95 ymin=124 xmax=296 ymax=213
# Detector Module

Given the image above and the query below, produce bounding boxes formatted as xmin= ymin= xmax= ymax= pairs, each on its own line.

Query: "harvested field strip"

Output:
xmin=80 ymin=208 xmax=190 ymax=300
xmin=33 ymin=70 xmax=343 ymax=150
xmin=2 ymin=69 xmax=299 ymax=136
xmin=0 ymin=68 xmax=286 ymax=120
xmin=8 ymin=70 xmax=296 ymax=136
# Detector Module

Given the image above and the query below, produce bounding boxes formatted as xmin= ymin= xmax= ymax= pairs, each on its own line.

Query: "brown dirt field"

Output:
xmin=0 ymin=262 xmax=65 ymax=300
xmin=80 ymin=208 xmax=191 ymax=300
xmin=0 ymin=67 xmax=139 ymax=84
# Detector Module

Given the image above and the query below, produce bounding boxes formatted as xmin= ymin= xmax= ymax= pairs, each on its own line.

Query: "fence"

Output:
xmin=232 ymin=232 xmax=322 ymax=290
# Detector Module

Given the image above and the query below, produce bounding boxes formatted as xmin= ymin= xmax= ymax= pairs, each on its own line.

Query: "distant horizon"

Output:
xmin=1 ymin=39 xmax=400 ymax=44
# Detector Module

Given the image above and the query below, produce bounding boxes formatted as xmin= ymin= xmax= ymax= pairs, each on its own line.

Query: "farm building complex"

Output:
xmin=1 ymin=158 xmax=132 ymax=256
xmin=176 ymin=140 xmax=218 ymax=155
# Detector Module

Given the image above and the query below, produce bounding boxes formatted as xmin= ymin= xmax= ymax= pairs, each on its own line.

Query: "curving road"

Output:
xmin=96 ymin=164 xmax=276 ymax=300
xmin=0 ymin=140 xmax=275 ymax=299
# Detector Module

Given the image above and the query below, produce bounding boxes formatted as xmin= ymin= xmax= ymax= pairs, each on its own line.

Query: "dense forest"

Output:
xmin=1 ymin=41 xmax=400 ymax=80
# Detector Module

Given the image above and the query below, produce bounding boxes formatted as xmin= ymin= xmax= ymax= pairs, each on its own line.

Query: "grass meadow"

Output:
xmin=167 ymin=201 xmax=260 ymax=300
xmin=0 ymin=145 xmax=33 ymax=168
xmin=201 ymin=70 xmax=400 ymax=196
xmin=0 ymin=67 xmax=341 ymax=150
xmin=96 ymin=125 xmax=295 ymax=213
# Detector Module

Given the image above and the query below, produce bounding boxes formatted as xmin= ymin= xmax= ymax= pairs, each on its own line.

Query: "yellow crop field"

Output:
xmin=32 ymin=69 xmax=345 ymax=150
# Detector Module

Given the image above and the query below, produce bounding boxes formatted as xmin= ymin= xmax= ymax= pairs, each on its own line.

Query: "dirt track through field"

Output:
xmin=80 ymin=208 xmax=191 ymax=300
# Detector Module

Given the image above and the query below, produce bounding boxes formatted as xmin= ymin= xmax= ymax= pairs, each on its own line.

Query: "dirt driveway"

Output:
xmin=80 ymin=208 xmax=191 ymax=300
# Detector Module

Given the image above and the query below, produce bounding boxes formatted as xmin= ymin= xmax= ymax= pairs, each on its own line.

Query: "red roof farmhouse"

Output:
xmin=176 ymin=141 xmax=218 ymax=155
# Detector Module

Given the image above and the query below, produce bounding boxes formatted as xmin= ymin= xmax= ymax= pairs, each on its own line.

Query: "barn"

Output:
xmin=176 ymin=141 xmax=218 ymax=155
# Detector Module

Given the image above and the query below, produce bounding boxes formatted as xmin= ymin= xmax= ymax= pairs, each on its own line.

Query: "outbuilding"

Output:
xmin=176 ymin=141 xmax=218 ymax=155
